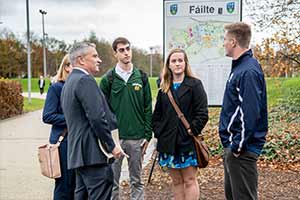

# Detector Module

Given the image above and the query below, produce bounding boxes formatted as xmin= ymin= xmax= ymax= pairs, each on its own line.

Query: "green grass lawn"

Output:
xmin=148 ymin=77 xmax=159 ymax=99
xmin=19 ymin=77 xmax=159 ymax=113
xmin=23 ymin=97 xmax=45 ymax=112
xmin=17 ymin=77 xmax=300 ymax=111
xmin=266 ymin=77 xmax=300 ymax=107
xmin=14 ymin=78 xmax=51 ymax=93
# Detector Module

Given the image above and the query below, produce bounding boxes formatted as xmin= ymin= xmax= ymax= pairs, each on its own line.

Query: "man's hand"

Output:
xmin=112 ymin=146 xmax=129 ymax=159
xmin=140 ymin=139 xmax=149 ymax=156
xmin=112 ymin=146 xmax=122 ymax=159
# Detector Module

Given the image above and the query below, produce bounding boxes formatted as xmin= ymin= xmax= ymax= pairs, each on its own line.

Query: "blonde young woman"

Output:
xmin=42 ymin=55 xmax=75 ymax=199
xmin=152 ymin=49 xmax=208 ymax=200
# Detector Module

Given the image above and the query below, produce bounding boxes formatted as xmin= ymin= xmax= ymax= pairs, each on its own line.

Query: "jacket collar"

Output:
xmin=171 ymin=76 xmax=194 ymax=99
xmin=232 ymin=49 xmax=253 ymax=69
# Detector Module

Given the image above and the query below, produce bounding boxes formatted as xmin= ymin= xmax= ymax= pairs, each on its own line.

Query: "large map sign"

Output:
xmin=164 ymin=0 xmax=242 ymax=106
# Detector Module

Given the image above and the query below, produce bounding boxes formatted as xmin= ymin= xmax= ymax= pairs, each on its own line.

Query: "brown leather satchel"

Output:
xmin=167 ymin=90 xmax=209 ymax=168
xmin=38 ymin=129 xmax=67 ymax=178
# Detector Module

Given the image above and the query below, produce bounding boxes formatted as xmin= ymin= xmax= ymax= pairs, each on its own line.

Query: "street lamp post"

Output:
xmin=26 ymin=0 xmax=32 ymax=103
xmin=39 ymin=9 xmax=47 ymax=78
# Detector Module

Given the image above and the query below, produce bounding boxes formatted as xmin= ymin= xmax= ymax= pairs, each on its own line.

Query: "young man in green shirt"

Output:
xmin=100 ymin=37 xmax=152 ymax=200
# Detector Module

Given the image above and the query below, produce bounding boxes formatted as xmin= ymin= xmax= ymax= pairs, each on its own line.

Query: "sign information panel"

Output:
xmin=164 ymin=0 xmax=241 ymax=106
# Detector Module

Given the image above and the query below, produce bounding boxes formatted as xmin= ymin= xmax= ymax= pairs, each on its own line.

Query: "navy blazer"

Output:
xmin=43 ymin=81 xmax=67 ymax=144
xmin=61 ymin=69 xmax=116 ymax=169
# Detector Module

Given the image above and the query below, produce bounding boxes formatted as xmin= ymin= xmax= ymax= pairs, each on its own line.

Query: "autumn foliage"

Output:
xmin=254 ymin=31 xmax=300 ymax=77
xmin=0 ymin=30 xmax=163 ymax=78
xmin=246 ymin=0 xmax=300 ymax=78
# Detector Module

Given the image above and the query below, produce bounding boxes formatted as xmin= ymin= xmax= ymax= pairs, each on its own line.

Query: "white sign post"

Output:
xmin=164 ymin=0 xmax=242 ymax=106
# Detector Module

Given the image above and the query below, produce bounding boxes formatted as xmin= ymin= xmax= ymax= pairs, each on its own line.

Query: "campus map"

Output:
xmin=167 ymin=20 xmax=227 ymax=64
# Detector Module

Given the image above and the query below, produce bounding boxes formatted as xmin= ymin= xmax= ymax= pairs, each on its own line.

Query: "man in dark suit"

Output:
xmin=38 ymin=75 xmax=45 ymax=94
xmin=61 ymin=42 xmax=122 ymax=200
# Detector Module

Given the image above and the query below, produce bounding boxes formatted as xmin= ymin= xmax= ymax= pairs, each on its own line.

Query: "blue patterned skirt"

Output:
xmin=158 ymin=150 xmax=198 ymax=169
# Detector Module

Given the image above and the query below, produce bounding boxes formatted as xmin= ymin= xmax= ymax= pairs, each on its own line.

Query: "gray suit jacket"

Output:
xmin=61 ymin=68 xmax=116 ymax=169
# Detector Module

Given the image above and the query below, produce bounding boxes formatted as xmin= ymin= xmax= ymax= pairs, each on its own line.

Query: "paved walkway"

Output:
xmin=0 ymin=110 xmax=53 ymax=200
xmin=22 ymin=92 xmax=47 ymax=100
xmin=0 ymin=94 xmax=156 ymax=199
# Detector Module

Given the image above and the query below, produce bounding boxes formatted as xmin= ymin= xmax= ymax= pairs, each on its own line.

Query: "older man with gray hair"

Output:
xmin=61 ymin=42 xmax=123 ymax=200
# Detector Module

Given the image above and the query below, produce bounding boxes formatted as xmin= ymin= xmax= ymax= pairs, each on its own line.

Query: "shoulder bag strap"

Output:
xmin=57 ymin=128 xmax=67 ymax=146
xmin=167 ymin=90 xmax=193 ymax=137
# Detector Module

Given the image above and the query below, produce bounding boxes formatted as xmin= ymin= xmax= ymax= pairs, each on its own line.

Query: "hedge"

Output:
xmin=0 ymin=79 xmax=23 ymax=120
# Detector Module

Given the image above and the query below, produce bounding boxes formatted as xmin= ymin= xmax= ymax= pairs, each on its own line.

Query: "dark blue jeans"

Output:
xmin=54 ymin=140 xmax=76 ymax=200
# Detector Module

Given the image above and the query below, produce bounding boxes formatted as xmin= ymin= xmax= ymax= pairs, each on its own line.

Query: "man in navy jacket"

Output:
xmin=219 ymin=22 xmax=268 ymax=200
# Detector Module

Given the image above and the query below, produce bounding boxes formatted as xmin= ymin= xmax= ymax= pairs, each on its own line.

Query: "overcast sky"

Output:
xmin=0 ymin=0 xmax=264 ymax=52
xmin=0 ymin=0 xmax=163 ymax=51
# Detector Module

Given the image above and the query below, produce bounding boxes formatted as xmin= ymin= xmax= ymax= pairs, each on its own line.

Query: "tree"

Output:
xmin=46 ymin=37 xmax=68 ymax=76
xmin=0 ymin=29 xmax=163 ymax=78
xmin=0 ymin=29 xmax=26 ymax=78
xmin=245 ymin=0 xmax=300 ymax=77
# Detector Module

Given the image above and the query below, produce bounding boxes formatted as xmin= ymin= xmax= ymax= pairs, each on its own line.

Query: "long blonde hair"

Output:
xmin=160 ymin=48 xmax=194 ymax=93
xmin=55 ymin=54 xmax=71 ymax=82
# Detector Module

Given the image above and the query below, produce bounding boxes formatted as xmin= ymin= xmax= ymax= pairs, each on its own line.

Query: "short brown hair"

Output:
xmin=224 ymin=22 xmax=251 ymax=48
xmin=112 ymin=37 xmax=130 ymax=52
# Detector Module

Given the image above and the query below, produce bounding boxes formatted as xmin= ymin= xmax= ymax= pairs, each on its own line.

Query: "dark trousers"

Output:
xmin=54 ymin=140 xmax=76 ymax=200
xmin=223 ymin=148 xmax=259 ymax=200
xmin=75 ymin=164 xmax=113 ymax=200
xmin=39 ymin=87 xmax=44 ymax=95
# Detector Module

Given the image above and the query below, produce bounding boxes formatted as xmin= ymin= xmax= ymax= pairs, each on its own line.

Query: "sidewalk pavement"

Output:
xmin=0 ymin=110 xmax=53 ymax=200
xmin=22 ymin=92 xmax=47 ymax=100
xmin=0 ymin=107 xmax=156 ymax=199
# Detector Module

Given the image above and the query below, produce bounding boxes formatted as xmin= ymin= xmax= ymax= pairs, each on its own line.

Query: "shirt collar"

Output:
xmin=73 ymin=67 xmax=89 ymax=75
xmin=115 ymin=64 xmax=133 ymax=75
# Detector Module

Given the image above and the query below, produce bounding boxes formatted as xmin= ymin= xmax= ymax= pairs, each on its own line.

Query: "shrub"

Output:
xmin=0 ymin=79 xmax=23 ymax=120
